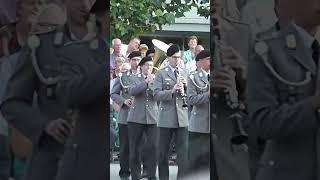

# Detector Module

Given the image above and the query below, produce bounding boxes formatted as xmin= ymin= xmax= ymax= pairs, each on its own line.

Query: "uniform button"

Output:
xmin=146 ymin=99 xmax=149 ymax=101
xmin=132 ymin=107 xmax=135 ymax=109
xmin=160 ymin=108 xmax=163 ymax=110
xmin=176 ymin=97 xmax=178 ymax=100
xmin=193 ymin=112 xmax=197 ymax=115
xmin=176 ymin=103 xmax=178 ymax=106
xmin=73 ymin=144 xmax=78 ymax=149
xmin=146 ymin=105 xmax=149 ymax=107
xmin=268 ymin=160 xmax=275 ymax=166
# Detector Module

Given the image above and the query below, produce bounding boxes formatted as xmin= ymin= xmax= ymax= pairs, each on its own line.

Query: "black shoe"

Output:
xmin=120 ymin=177 xmax=130 ymax=180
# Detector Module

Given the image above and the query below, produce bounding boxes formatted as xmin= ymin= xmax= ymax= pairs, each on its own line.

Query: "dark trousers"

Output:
xmin=0 ymin=135 xmax=10 ymax=179
xmin=158 ymin=127 xmax=188 ymax=180
xmin=139 ymin=132 xmax=148 ymax=172
xmin=23 ymin=135 xmax=64 ymax=180
xmin=187 ymin=132 xmax=210 ymax=173
xmin=118 ymin=124 xmax=130 ymax=178
xmin=128 ymin=122 xmax=157 ymax=180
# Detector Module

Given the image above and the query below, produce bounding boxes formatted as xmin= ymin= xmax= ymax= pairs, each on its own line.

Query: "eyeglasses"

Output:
xmin=131 ymin=58 xmax=141 ymax=61
xmin=171 ymin=56 xmax=181 ymax=59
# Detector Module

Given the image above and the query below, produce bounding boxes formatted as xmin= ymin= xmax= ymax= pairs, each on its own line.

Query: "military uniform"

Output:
xmin=186 ymin=68 xmax=210 ymax=173
xmin=154 ymin=65 xmax=189 ymax=180
xmin=0 ymin=25 xmax=75 ymax=180
xmin=247 ymin=22 xmax=320 ymax=180
xmin=53 ymin=29 xmax=108 ymax=180
xmin=125 ymin=72 xmax=158 ymax=180
xmin=110 ymin=69 xmax=137 ymax=179
xmin=211 ymin=16 xmax=251 ymax=180
xmin=245 ymin=23 xmax=280 ymax=179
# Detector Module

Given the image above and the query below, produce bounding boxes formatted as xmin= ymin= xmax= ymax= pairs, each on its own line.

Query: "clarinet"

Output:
xmin=175 ymin=67 xmax=188 ymax=109
xmin=211 ymin=13 xmax=248 ymax=145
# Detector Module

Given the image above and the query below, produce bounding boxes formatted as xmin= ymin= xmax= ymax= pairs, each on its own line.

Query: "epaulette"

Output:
xmin=189 ymin=70 xmax=197 ymax=75
xmin=255 ymin=26 xmax=281 ymax=42
xmin=224 ymin=16 xmax=249 ymax=26
xmin=30 ymin=25 xmax=58 ymax=35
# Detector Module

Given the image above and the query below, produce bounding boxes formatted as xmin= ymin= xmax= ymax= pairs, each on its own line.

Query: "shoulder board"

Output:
xmin=255 ymin=26 xmax=281 ymax=42
xmin=255 ymin=31 xmax=281 ymax=43
xmin=30 ymin=25 xmax=57 ymax=35
xmin=224 ymin=17 xmax=249 ymax=26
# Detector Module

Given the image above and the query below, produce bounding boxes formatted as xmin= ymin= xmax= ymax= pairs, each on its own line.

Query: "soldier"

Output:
xmin=154 ymin=44 xmax=189 ymax=180
xmin=49 ymin=0 xmax=108 ymax=179
xmin=110 ymin=51 xmax=142 ymax=180
xmin=126 ymin=56 xmax=158 ymax=180
xmin=0 ymin=1 xmax=73 ymax=180
xmin=247 ymin=0 xmax=320 ymax=179
xmin=186 ymin=50 xmax=210 ymax=174
xmin=211 ymin=0 xmax=251 ymax=180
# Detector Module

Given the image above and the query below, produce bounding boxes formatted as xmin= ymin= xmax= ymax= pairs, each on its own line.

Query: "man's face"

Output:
xmin=198 ymin=57 xmax=210 ymax=71
xmin=65 ymin=0 xmax=96 ymax=25
xmin=129 ymin=57 xmax=141 ymax=69
xmin=141 ymin=61 xmax=154 ymax=74
xmin=188 ymin=39 xmax=197 ymax=49
xmin=17 ymin=0 xmax=44 ymax=23
xmin=129 ymin=39 xmax=140 ymax=50
xmin=168 ymin=51 xmax=181 ymax=67
xmin=113 ymin=39 xmax=122 ymax=53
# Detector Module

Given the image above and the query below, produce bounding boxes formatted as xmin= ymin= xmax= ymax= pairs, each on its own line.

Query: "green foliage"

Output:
xmin=111 ymin=0 xmax=209 ymax=42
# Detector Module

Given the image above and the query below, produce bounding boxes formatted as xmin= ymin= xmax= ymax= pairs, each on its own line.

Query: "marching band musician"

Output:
xmin=110 ymin=51 xmax=142 ymax=180
xmin=211 ymin=0 xmax=251 ymax=180
xmin=154 ymin=44 xmax=189 ymax=180
xmin=126 ymin=56 xmax=158 ymax=180
xmin=186 ymin=50 xmax=211 ymax=174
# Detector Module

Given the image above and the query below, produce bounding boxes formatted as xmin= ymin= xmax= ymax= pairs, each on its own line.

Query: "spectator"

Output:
xmin=110 ymin=38 xmax=123 ymax=70
xmin=182 ymin=35 xmax=198 ymax=64
xmin=195 ymin=45 xmax=204 ymax=56
xmin=139 ymin=44 xmax=148 ymax=57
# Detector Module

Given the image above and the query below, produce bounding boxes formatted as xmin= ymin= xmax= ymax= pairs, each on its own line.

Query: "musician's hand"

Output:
xmin=179 ymin=76 xmax=187 ymax=85
xmin=220 ymin=45 xmax=246 ymax=72
xmin=212 ymin=66 xmax=236 ymax=92
xmin=145 ymin=74 xmax=154 ymax=83
xmin=124 ymin=99 xmax=132 ymax=107
xmin=45 ymin=118 xmax=72 ymax=144
xmin=172 ymin=84 xmax=183 ymax=93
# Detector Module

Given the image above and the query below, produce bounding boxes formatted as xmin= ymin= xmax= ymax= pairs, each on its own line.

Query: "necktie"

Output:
xmin=174 ymin=69 xmax=178 ymax=79
xmin=207 ymin=74 xmax=210 ymax=81
xmin=312 ymin=39 xmax=320 ymax=66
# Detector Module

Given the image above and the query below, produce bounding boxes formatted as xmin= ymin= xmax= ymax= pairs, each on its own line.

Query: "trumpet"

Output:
xmin=175 ymin=67 xmax=188 ymax=109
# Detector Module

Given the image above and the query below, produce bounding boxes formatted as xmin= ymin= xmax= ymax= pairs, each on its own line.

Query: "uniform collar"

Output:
xmin=293 ymin=23 xmax=315 ymax=49
xmin=200 ymin=68 xmax=209 ymax=77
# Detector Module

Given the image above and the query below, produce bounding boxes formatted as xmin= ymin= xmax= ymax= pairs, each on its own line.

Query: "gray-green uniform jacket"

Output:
xmin=187 ymin=69 xmax=210 ymax=133
xmin=126 ymin=73 xmax=158 ymax=124
xmin=110 ymin=70 xmax=137 ymax=125
xmin=154 ymin=65 xmax=189 ymax=128
xmin=248 ymin=22 xmax=320 ymax=180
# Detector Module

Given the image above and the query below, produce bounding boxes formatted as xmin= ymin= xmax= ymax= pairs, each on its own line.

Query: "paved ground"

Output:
xmin=110 ymin=163 xmax=178 ymax=180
